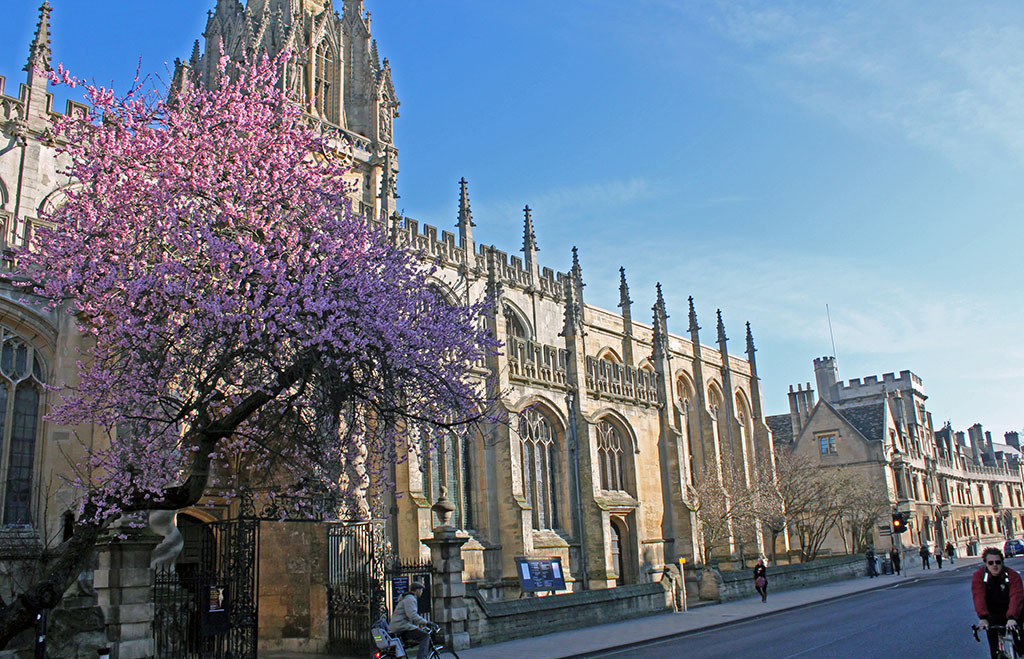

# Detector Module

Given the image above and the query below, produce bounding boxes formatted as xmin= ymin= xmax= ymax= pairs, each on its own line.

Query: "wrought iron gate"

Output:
xmin=326 ymin=520 xmax=389 ymax=654
xmin=154 ymin=508 xmax=260 ymax=658
xmin=325 ymin=521 xmax=434 ymax=654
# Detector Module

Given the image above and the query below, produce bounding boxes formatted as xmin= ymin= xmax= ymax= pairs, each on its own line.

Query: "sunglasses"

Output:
xmin=987 ymin=560 xmax=1003 ymax=566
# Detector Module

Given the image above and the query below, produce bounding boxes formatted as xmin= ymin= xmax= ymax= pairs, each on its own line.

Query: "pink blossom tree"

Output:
xmin=0 ymin=55 xmax=498 ymax=647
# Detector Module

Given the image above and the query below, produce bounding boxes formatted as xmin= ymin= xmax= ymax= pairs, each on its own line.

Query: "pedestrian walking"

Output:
xmin=866 ymin=547 xmax=878 ymax=578
xmin=936 ymin=547 xmax=943 ymax=569
xmin=890 ymin=546 xmax=902 ymax=575
xmin=920 ymin=544 xmax=931 ymax=569
xmin=753 ymin=558 xmax=768 ymax=602
xmin=946 ymin=541 xmax=956 ymax=565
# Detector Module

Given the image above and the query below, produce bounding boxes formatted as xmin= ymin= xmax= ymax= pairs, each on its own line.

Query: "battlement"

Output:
xmin=835 ymin=369 xmax=924 ymax=399
xmin=813 ymin=355 xmax=835 ymax=366
xmin=0 ymin=76 xmax=89 ymax=129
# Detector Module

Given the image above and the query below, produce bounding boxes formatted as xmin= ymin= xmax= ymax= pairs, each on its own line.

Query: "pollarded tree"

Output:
xmin=0 ymin=54 xmax=498 ymax=648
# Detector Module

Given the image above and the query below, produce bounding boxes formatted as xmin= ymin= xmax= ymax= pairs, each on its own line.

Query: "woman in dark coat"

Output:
xmin=753 ymin=558 xmax=768 ymax=602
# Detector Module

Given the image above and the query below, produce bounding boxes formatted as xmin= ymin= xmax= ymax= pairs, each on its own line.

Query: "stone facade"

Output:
xmin=768 ymin=357 xmax=1024 ymax=558
xmin=1 ymin=0 xmax=778 ymax=651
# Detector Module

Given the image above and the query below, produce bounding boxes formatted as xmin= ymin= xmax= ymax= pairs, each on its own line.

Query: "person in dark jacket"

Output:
xmin=920 ymin=544 xmax=931 ymax=569
xmin=890 ymin=547 xmax=902 ymax=575
xmin=866 ymin=547 xmax=877 ymax=577
xmin=972 ymin=547 xmax=1024 ymax=659
xmin=947 ymin=541 xmax=956 ymax=565
xmin=753 ymin=558 xmax=768 ymax=602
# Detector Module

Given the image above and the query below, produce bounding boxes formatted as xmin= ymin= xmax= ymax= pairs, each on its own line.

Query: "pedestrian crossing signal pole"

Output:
xmin=892 ymin=511 xmax=910 ymax=579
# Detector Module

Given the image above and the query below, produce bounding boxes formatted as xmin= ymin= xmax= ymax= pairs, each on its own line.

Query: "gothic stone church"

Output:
xmin=0 ymin=0 xmax=775 ymax=653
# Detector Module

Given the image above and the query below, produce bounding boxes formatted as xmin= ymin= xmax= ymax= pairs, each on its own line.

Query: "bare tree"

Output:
xmin=687 ymin=453 xmax=757 ymax=564
xmin=771 ymin=450 xmax=849 ymax=562
xmin=836 ymin=475 xmax=891 ymax=553
xmin=750 ymin=464 xmax=787 ymax=565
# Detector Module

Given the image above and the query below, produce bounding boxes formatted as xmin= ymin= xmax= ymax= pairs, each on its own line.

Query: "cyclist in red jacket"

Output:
xmin=973 ymin=547 xmax=1024 ymax=658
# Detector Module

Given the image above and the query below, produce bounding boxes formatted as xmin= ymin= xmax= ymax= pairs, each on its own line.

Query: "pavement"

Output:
xmin=459 ymin=553 xmax=971 ymax=659
xmin=262 ymin=553 xmax=973 ymax=659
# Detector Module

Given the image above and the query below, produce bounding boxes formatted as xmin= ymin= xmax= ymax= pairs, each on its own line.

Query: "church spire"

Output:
xmin=25 ymin=1 xmax=52 ymax=73
xmin=456 ymin=177 xmax=475 ymax=258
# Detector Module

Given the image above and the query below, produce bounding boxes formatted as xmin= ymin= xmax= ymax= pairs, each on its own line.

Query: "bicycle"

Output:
xmin=972 ymin=624 xmax=1023 ymax=659
xmin=371 ymin=617 xmax=460 ymax=659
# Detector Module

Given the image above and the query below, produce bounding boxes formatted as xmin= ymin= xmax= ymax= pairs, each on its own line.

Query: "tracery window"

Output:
xmin=597 ymin=420 xmax=626 ymax=492
xmin=314 ymin=40 xmax=338 ymax=124
xmin=520 ymin=409 xmax=559 ymax=530
xmin=0 ymin=329 xmax=46 ymax=526
xmin=421 ymin=429 xmax=474 ymax=530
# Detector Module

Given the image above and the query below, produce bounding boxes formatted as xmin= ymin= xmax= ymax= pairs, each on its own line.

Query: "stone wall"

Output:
xmin=257 ymin=522 xmax=328 ymax=653
xmin=464 ymin=582 xmax=671 ymax=647
xmin=708 ymin=555 xmax=864 ymax=602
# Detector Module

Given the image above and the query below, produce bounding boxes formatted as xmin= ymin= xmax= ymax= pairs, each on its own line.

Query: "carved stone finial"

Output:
xmin=745 ymin=321 xmax=756 ymax=357
xmin=652 ymin=283 xmax=669 ymax=357
xmin=655 ymin=283 xmax=667 ymax=319
xmin=688 ymin=296 xmax=700 ymax=334
xmin=522 ymin=205 xmax=537 ymax=252
xmin=25 ymin=1 xmax=52 ymax=73
xmin=716 ymin=309 xmax=727 ymax=345
xmin=618 ymin=267 xmax=632 ymax=308
xmin=457 ymin=177 xmax=475 ymax=228
xmin=432 ymin=487 xmax=456 ymax=527
xmin=570 ymin=246 xmax=584 ymax=290
xmin=190 ymin=39 xmax=201 ymax=69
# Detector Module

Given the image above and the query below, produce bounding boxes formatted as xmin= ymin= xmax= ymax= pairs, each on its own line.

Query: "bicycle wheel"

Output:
xmin=430 ymin=648 xmax=459 ymax=659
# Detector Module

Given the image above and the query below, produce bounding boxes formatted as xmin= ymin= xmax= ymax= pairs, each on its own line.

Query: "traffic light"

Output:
xmin=892 ymin=512 xmax=909 ymax=534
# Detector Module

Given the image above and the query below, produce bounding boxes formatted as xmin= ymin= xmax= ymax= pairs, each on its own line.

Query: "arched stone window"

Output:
xmin=0 ymin=328 xmax=46 ymax=525
xmin=520 ymin=408 xmax=559 ymax=530
xmin=596 ymin=420 xmax=627 ymax=492
xmin=676 ymin=375 xmax=696 ymax=483
xmin=421 ymin=429 xmax=475 ymax=530
xmin=314 ymin=40 xmax=338 ymax=124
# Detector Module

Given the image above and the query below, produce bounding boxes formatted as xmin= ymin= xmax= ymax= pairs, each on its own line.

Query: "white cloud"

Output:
xmin=675 ymin=1 xmax=1024 ymax=168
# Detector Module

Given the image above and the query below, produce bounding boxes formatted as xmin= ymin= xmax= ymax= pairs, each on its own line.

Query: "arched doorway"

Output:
xmin=610 ymin=518 xmax=626 ymax=587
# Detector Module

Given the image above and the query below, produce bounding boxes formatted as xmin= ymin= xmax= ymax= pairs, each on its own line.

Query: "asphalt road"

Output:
xmin=589 ymin=556 xmax=1024 ymax=659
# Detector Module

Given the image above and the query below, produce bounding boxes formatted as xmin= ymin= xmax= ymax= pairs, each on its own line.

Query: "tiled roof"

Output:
xmin=835 ymin=403 xmax=885 ymax=442
xmin=766 ymin=414 xmax=793 ymax=445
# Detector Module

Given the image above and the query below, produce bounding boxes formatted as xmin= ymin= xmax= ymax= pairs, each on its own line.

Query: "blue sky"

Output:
xmin=3 ymin=1 xmax=1022 ymax=435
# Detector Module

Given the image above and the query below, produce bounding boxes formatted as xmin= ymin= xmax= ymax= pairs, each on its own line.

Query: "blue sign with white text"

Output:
xmin=515 ymin=556 xmax=566 ymax=592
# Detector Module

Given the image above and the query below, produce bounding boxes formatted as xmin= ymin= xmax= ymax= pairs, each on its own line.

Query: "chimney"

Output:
xmin=788 ymin=385 xmax=803 ymax=438
xmin=968 ymin=424 xmax=984 ymax=465
xmin=1006 ymin=431 xmax=1021 ymax=451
